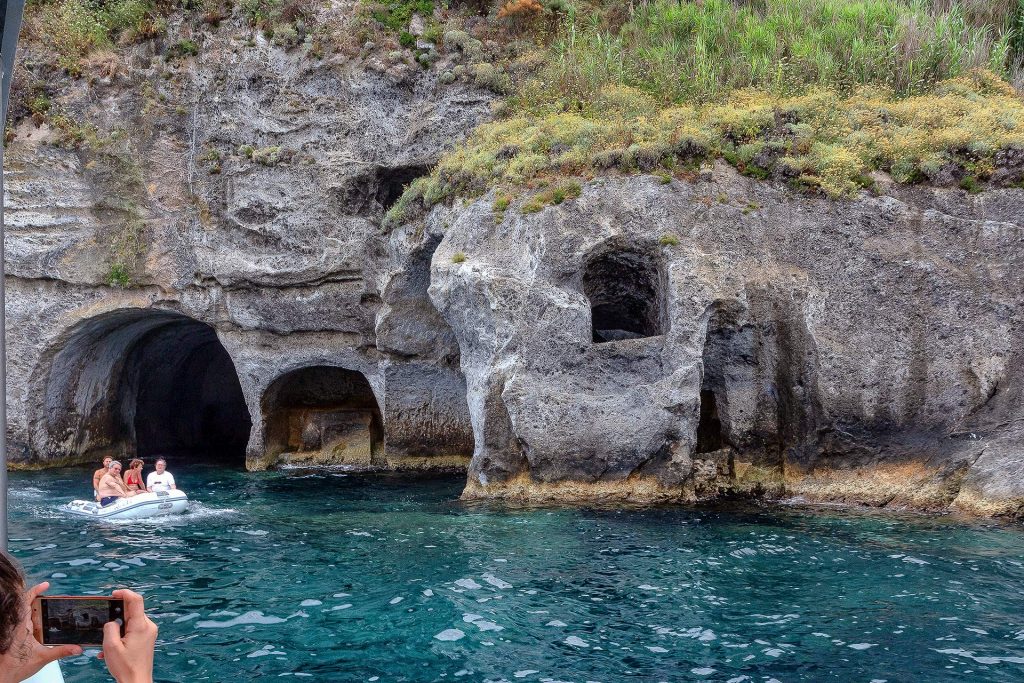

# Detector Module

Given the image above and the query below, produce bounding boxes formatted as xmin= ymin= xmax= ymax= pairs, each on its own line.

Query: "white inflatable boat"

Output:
xmin=66 ymin=490 xmax=189 ymax=520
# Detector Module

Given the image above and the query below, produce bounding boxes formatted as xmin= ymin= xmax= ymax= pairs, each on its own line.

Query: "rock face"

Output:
xmin=427 ymin=168 xmax=1024 ymax=516
xmin=4 ymin=25 xmax=488 ymax=472
xmin=5 ymin=25 xmax=1024 ymax=518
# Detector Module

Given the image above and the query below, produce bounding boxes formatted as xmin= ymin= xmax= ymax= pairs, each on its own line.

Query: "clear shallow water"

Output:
xmin=7 ymin=467 xmax=1024 ymax=683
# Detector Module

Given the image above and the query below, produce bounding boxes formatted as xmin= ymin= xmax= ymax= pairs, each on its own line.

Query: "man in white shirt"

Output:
xmin=146 ymin=458 xmax=177 ymax=492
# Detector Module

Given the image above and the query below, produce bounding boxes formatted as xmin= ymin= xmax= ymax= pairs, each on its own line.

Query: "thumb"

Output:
xmin=103 ymin=620 xmax=125 ymax=652
xmin=40 ymin=644 xmax=83 ymax=663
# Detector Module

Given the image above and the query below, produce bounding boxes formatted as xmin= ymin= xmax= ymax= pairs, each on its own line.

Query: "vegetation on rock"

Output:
xmin=13 ymin=0 xmax=1024 ymax=227
xmin=385 ymin=0 xmax=1024 ymax=224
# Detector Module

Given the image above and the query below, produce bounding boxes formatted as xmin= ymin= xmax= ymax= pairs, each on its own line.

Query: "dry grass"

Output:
xmin=387 ymin=69 xmax=1024 ymax=226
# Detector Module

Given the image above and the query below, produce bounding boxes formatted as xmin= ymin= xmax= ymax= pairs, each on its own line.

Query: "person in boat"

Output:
xmin=97 ymin=461 xmax=135 ymax=507
xmin=124 ymin=459 xmax=148 ymax=493
xmin=146 ymin=458 xmax=176 ymax=492
xmin=0 ymin=550 xmax=159 ymax=683
xmin=92 ymin=456 xmax=113 ymax=502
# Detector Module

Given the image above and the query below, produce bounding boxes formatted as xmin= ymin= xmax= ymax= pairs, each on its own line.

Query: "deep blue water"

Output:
xmin=7 ymin=466 xmax=1024 ymax=682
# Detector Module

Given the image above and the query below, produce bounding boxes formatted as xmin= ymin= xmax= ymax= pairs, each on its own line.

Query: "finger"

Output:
xmin=26 ymin=582 xmax=50 ymax=600
xmin=110 ymin=588 xmax=146 ymax=626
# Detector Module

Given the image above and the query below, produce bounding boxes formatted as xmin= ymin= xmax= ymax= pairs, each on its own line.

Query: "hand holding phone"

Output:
xmin=32 ymin=595 xmax=125 ymax=646
xmin=98 ymin=589 xmax=158 ymax=683
xmin=0 ymin=582 xmax=82 ymax=683
xmin=28 ymin=589 xmax=156 ymax=683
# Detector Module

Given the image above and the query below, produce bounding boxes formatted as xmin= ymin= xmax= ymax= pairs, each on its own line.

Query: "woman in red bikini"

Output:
xmin=124 ymin=459 xmax=149 ymax=493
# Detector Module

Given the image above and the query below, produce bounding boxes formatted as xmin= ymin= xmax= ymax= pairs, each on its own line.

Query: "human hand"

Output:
xmin=100 ymin=589 xmax=157 ymax=683
xmin=0 ymin=582 xmax=82 ymax=683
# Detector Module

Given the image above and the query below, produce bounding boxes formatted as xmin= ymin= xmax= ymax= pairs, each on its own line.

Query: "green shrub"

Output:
xmin=451 ymin=251 xmax=467 ymax=263
xmin=33 ymin=0 xmax=165 ymax=72
xmin=472 ymin=63 xmax=512 ymax=94
xmin=366 ymin=0 xmax=434 ymax=32
xmin=520 ymin=198 xmax=544 ymax=213
xmin=108 ymin=263 xmax=132 ymax=287
xmin=168 ymin=39 xmax=198 ymax=58
xmin=271 ymin=22 xmax=300 ymax=47
xmin=658 ymin=233 xmax=680 ymax=246
xmin=28 ymin=93 xmax=51 ymax=117
xmin=959 ymin=176 xmax=983 ymax=194
xmin=241 ymin=0 xmax=283 ymax=25
xmin=252 ymin=146 xmax=282 ymax=165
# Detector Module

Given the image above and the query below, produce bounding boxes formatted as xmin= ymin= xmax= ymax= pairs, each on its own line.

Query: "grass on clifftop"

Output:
xmin=388 ymin=0 xmax=1024 ymax=223
xmin=528 ymin=0 xmax=1023 ymax=106
xmin=389 ymin=69 xmax=1024 ymax=219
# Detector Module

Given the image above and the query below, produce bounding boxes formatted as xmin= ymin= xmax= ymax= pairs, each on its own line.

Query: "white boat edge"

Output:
xmin=65 ymin=489 xmax=189 ymax=520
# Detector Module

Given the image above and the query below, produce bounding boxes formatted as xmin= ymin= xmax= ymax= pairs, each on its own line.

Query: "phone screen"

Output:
xmin=35 ymin=597 xmax=125 ymax=646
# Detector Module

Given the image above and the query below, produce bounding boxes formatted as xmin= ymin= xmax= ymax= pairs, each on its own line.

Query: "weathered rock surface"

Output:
xmin=5 ymin=19 xmax=1024 ymax=517
xmin=427 ymin=167 xmax=1024 ymax=516
xmin=4 ymin=23 xmax=488 ymax=472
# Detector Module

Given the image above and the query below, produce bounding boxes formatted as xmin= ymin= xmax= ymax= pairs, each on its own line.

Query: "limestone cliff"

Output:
xmin=5 ymin=8 xmax=1024 ymax=519
xmin=425 ymin=169 xmax=1024 ymax=517
xmin=4 ymin=13 xmax=489 ymax=473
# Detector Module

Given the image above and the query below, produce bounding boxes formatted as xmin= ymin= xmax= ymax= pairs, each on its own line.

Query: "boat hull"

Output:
xmin=66 ymin=490 xmax=188 ymax=520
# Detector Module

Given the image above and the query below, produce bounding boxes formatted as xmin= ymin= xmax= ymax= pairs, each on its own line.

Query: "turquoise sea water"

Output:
xmin=7 ymin=467 xmax=1024 ymax=682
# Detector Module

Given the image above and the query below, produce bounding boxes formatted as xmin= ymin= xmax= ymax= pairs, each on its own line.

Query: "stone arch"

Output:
xmin=260 ymin=366 xmax=384 ymax=466
xmin=582 ymin=242 xmax=667 ymax=343
xmin=31 ymin=309 xmax=252 ymax=466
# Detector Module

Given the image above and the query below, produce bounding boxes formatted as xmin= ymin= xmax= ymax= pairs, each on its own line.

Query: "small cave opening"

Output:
xmin=696 ymin=389 xmax=725 ymax=453
xmin=375 ymin=164 xmax=432 ymax=212
xmin=36 ymin=310 xmax=252 ymax=467
xmin=583 ymin=247 xmax=666 ymax=343
xmin=261 ymin=366 xmax=383 ymax=466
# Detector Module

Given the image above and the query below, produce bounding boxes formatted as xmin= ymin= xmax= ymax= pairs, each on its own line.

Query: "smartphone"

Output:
xmin=31 ymin=596 xmax=126 ymax=646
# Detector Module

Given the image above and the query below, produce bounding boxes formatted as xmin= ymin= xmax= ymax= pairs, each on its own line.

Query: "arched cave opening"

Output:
xmin=261 ymin=366 xmax=383 ymax=466
xmin=37 ymin=310 xmax=252 ymax=466
xmin=583 ymin=248 xmax=666 ymax=343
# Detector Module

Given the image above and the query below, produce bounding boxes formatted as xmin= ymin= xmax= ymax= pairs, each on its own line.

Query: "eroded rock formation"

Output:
xmin=4 ymin=29 xmax=487 ymax=473
xmin=5 ymin=25 xmax=1024 ymax=518
xmin=427 ymin=168 xmax=1024 ymax=516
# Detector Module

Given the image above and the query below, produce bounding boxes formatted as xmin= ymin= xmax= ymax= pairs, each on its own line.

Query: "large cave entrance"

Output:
xmin=583 ymin=247 xmax=666 ymax=343
xmin=261 ymin=366 xmax=383 ymax=466
xmin=36 ymin=309 xmax=252 ymax=466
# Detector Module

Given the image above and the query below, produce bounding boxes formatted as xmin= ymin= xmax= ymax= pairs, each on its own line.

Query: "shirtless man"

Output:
xmin=92 ymin=456 xmax=113 ymax=502
xmin=97 ymin=461 xmax=135 ymax=506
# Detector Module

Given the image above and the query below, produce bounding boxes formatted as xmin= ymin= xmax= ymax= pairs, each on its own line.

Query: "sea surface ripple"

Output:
xmin=8 ymin=467 xmax=1024 ymax=682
